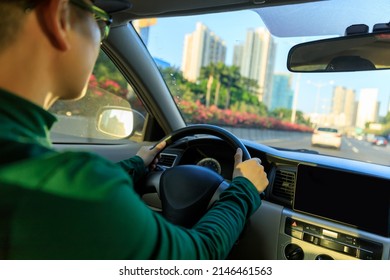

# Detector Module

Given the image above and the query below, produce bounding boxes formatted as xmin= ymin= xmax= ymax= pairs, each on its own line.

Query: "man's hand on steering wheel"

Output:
xmin=136 ymin=141 xmax=166 ymax=170
xmin=233 ymin=148 xmax=269 ymax=193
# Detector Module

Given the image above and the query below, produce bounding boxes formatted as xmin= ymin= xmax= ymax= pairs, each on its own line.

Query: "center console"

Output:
xmin=284 ymin=217 xmax=383 ymax=260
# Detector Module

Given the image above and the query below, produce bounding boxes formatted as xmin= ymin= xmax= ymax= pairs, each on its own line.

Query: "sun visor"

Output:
xmin=256 ymin=0 xmax=390 ymax=37
xmin=94 ymin=0 xmax=132 ymax=13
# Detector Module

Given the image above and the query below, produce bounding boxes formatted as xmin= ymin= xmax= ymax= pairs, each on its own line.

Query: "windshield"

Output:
xmin=134 ymin=4 xmax=390 ymax=167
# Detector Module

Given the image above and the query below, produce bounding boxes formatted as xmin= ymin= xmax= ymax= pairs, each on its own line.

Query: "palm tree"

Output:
xmin=219 ymin=65 xmax=241 ymax=109
xmin=200 ymin=63 xmax=218 ymax=107
xmin=212 ymin=63 xmax=226 ymax=107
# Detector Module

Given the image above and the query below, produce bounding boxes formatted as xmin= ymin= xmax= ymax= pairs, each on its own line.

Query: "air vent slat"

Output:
xmin=272 ymin=169 xmax=295 ymax=201
xmin=159 ymin=153 xmax=177 ymax=167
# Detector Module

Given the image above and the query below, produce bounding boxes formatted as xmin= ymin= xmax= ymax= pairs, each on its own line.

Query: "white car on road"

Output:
xmin=311 ymin=127 xmax=342 ymax=150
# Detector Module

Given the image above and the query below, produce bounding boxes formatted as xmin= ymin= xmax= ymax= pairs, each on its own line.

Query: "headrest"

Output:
xmin=326 ymin=56 xmax=376 ymax=71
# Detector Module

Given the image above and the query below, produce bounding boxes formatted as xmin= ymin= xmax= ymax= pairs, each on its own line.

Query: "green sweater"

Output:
xmin=0 ymin=89 xmax=261 ymax=260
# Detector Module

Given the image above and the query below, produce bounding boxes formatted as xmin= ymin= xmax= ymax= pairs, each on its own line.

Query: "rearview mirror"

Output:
xmin=287 ymin=32 xmax=390 ymax=72
xmin=96 ymin=106 xmax=145 ymax=139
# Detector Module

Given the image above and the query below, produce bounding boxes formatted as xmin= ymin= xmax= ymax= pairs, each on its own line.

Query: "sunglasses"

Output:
xmin=69 ymin=0 xmax=113 ymax=41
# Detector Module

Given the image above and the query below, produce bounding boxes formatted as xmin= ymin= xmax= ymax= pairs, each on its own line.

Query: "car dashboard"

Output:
xmin=157 ymin=136 xmax=390 ymax=260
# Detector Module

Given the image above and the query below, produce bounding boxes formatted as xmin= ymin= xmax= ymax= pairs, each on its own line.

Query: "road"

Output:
xmin=259 ymin=134 xmax=390 ymax=166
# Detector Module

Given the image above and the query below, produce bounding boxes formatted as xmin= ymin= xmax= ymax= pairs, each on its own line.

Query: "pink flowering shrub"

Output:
xmin=88 ymin=75 xmax=130 ymax=100
xmin=179 ymin=100 xmax=313 ymax=132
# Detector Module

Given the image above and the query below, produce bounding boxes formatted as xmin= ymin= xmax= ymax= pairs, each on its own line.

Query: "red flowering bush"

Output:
xmin=101 ymin=80 xmax=121 ymax=92
xmin=178 ymin=100 xmax=313 ymax=132
xmin=89 ymin=74 xmax=98 ymax=88
xmin=88 ymin=75 xmax=130 ymax=100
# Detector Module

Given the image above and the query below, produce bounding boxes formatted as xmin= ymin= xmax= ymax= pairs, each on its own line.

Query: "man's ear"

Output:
xmin=38 ymin=0 xmax=72 ymax=51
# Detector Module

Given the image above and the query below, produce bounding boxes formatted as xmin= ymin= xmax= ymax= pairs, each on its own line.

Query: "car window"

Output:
xmin=49 ymin=50 xmax=147 ymax=143
xmin=317 ymin=128 xmax=338 ymax=133
xmin=134 ymin=9 xmax=390 ymax=167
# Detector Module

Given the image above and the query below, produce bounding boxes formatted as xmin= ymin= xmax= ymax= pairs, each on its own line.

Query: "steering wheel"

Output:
xmin=142 ymin=124 xmax=251 ymax=228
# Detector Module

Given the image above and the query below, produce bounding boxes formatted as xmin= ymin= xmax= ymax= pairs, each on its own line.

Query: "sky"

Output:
xmin=144 ymin=10 xmax=390 ymax=117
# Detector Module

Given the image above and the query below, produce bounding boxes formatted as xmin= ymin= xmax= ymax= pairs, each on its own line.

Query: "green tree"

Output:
xmin=94 ymin=52 xmax=127 ymax=88
xmin=240 ymin=77 xmax=259 ymax=96
xmin=160 ymin=66 xmax=197 ymax=101
xmin=270 ymin=108 xmax=310 ymax=125
xmin=219 ymin=65 xmax=241 ymax=109
xmin=160 ymin=63 xmax=270 ymax=118
xmin=384 ymin=111 xmax=390 ymax=124
xmin=270 ymin=108 xmax=291 ymax=120
xmin=295 ymin=110 xmax=310 ymax=126
xmin=200 ymin=63 xmax=262 ymax=111
xmin=200 ymin=63 xmax=221 ymax=107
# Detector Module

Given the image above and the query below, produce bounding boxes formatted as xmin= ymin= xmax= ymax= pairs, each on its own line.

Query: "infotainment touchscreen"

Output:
xmin=294 ymin=164 xmax=390 ymax=237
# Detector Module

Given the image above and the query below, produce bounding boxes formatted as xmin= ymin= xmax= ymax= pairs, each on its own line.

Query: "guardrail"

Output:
xmin=221 ymin=126 xmax=312 ymax=142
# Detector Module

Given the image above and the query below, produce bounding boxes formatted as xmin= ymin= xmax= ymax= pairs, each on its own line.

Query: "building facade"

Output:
xmin=181 ymin=22 xmax=226 ymax=82
xmin=233 ymin=28 xmax=276 ymax=108
xmin=270 ymin=73 xmax=293 ymax=111
xmin=330 ymin=86 xmax=357 ymax=128
xmin=356 ymin=88 xmax=380 ymax=129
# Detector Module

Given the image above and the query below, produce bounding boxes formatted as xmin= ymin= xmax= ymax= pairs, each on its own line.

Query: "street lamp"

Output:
xmin=290 ymin=73 xmax=301 ymax=124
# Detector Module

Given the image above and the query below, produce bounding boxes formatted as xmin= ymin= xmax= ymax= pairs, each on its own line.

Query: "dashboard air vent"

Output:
xmin=159 ymin=153 xmax=177 ymax=167
xmin=272 ymin=169 xmax=295 ymax=202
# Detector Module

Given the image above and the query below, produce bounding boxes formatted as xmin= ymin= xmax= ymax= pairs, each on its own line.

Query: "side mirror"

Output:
xmin=287 ymin=32 xmax=390 ymax=72
xmin=96 ymin=106 xmax=145 ymax=139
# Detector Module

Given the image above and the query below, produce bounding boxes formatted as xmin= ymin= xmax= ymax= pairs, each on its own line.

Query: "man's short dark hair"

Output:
xmin=0 ymin=1 xmax=29 ymax=51
xmin=0 ymin=0 xmax=87 ymax=52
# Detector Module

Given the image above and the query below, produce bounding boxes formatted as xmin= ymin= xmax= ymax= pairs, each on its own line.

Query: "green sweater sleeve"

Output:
xmin=3 ymin=152 xmax=261 ymax=260
xmin=116 ymin=155 xmax=147 ymax=183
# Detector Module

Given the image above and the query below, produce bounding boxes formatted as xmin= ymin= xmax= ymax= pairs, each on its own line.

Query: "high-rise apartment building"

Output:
xmin=181 ymin=22 xmax=227 ymax=82
xmin=233 ymin=28 xmax=276 ymax=108
xmin=356 ymin=88 xmax=380 ymax=129
xmin=331 ymin=86 xmax=356 ymax=128
xmin=270 ymin=73 xmax=293 ymax=111
xmin=232 ymin=44 xmax=244 ymax=67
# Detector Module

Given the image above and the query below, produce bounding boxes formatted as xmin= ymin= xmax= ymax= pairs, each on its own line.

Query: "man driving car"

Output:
xmin=0 ymin=0 xmax=268 ymax=259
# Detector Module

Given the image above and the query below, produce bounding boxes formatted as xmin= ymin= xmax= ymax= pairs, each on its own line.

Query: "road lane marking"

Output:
xmin=352 ymin=147 xmax=359 ymax=153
